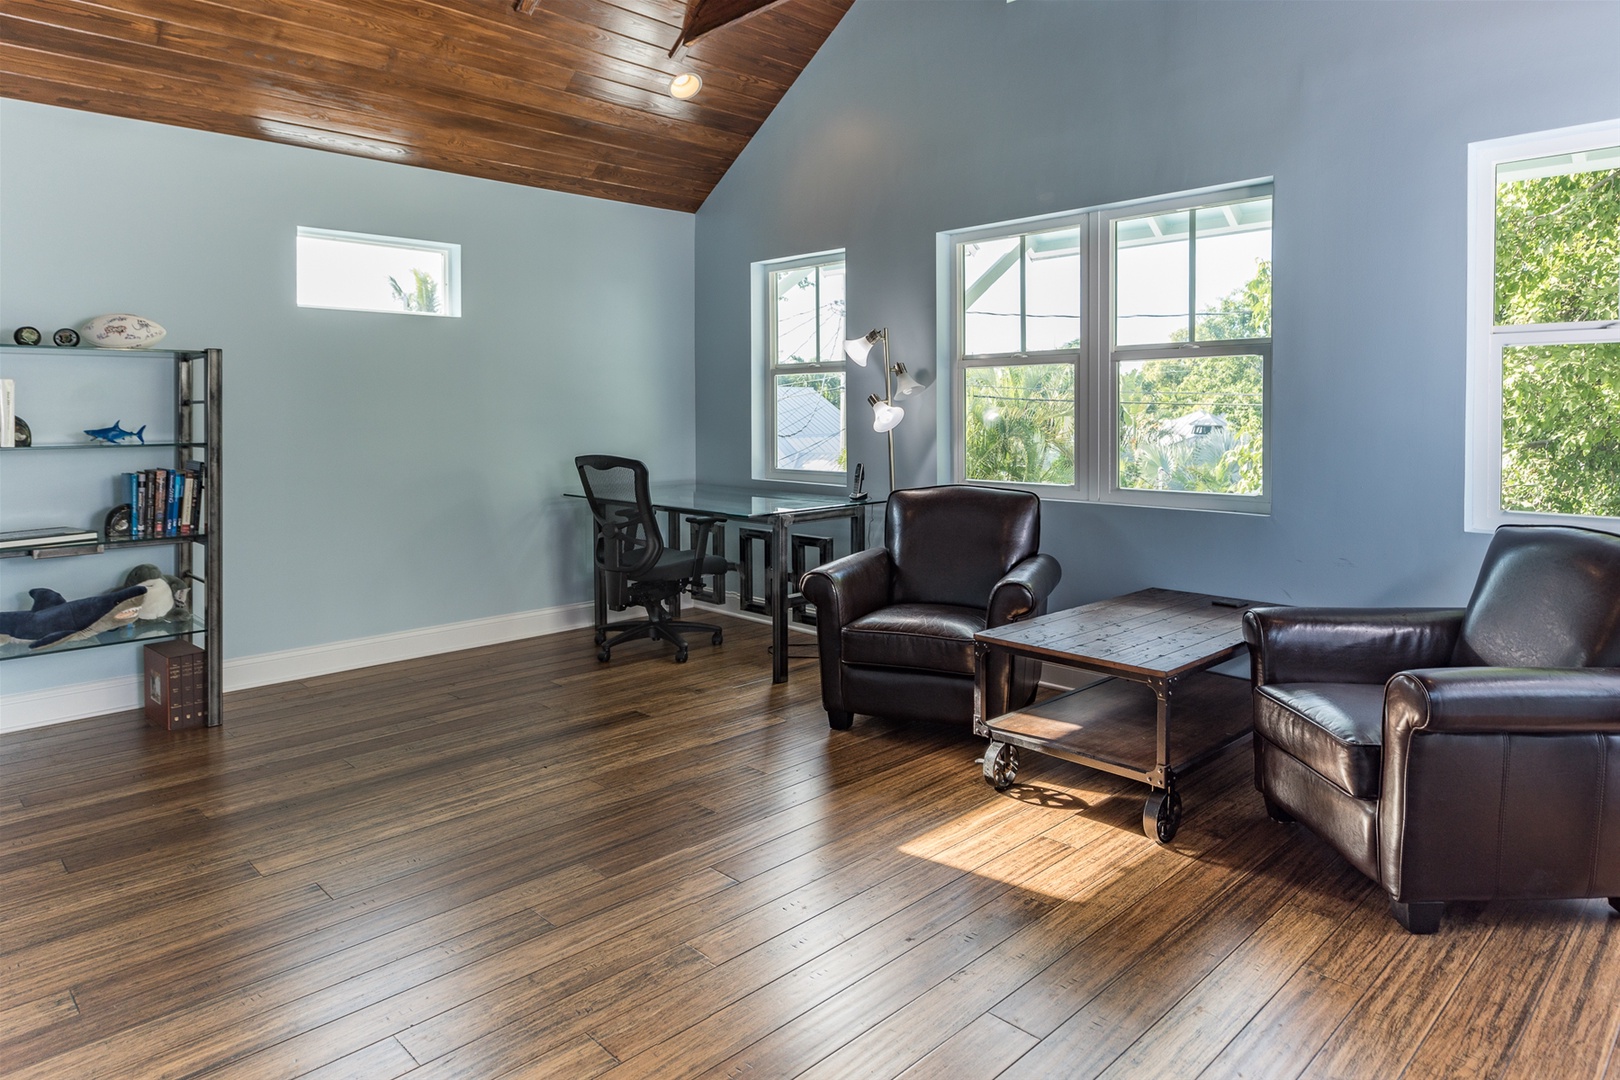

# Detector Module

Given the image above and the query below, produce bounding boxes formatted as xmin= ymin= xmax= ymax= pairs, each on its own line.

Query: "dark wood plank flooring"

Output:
xmin=3 ymin=614 xmax=1618 ymax=1078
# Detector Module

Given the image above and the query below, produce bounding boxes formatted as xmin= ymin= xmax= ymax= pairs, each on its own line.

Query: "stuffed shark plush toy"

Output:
xmin=122 ymin=564 xmax=182 ymax=619
xmin=0 ymin=584 xmax=149 ymax=649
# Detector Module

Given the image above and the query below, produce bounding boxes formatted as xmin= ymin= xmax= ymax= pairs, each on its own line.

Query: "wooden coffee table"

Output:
xmin=973 ymin=588 xmax=1263 ymax=843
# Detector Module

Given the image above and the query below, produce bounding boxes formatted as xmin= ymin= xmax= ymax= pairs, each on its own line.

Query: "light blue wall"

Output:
xmin=694 ymin=0 xmax=1620 ymax=609
xmin=0 ymin=99 xmax=695 ymax=695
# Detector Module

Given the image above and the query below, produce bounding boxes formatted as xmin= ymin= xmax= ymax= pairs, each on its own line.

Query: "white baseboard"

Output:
xmin=0 ymin=601 xmax=595 ymax=734
xmin=1 ymin=601 xmax=1092 ymax=734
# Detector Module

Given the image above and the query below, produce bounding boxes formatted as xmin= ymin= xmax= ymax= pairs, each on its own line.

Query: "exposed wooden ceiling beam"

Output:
xmin=669 ymin=0 xmax=791 ymax=56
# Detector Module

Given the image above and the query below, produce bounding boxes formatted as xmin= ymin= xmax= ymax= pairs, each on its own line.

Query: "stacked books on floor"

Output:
xmin=144 ymin=641 xmax=208 ymax=731
xmin=0 ymin=526 xmax=99 ymax=551
xmin=127 ymin=468 xmax=204 ymax=540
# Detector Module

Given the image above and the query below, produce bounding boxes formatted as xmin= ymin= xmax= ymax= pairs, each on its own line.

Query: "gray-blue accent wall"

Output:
xmin=693 ymin=0 xmax=1620 ymax=610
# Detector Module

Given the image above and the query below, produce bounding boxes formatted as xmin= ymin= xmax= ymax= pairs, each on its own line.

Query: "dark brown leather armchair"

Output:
xmin=800 ymin=485 xmax=1061 ymax=730
xmin=1245 ymin=525 xmax=1620 ymax=933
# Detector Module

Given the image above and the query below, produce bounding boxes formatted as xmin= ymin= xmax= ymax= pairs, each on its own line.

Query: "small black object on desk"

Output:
xmin=849 ymin=462 xmax=868 ymax=501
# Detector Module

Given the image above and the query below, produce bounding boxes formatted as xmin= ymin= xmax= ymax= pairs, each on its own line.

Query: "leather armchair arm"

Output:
xmin=1244 ymin=606 xmax=1465 ymax=686
xmin=1379 ymin=666 xmax=1620 ymax=905
xmin=801 ymin=547 xmax=892 ymax=630
xmin=987 ymin=553 xmax=1063 ymax=628
xmin=801 ymin=547 xmax=893 ymax=718
xmin=1386 ymin=668 xmax=1620 ymax=736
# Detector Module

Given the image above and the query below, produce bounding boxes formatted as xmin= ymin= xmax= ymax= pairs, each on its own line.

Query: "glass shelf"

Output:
xmin=0 ymin=343 xmax=205 ymax=359
xmin=0 ymin=613 xmax=204 ymax=661
xmin=0 ymin=534 xmax=210 ymax=560
xmin=0 ymin=441 xmax=202 ymax=452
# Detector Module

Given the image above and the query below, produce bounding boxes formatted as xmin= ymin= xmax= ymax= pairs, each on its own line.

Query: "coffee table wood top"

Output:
xmin=976 ymin=587 xmax=1265 ymax=680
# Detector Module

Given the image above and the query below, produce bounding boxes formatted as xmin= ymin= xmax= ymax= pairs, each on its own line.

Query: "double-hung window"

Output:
xmin=1465 ymin=120 xmax=1620 ymax=531
xmin=952 ymin=182 xmax=1273 ymax=512
xmin=758 ymin=253 xmax=847 ymax=480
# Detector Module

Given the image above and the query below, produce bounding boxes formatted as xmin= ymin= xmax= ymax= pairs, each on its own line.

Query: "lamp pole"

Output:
xmin=847 ymin=326 xmax=907 ymax=494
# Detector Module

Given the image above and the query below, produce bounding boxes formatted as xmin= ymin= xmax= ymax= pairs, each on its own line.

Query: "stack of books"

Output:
xmin=127 ymin=468 xmax=204 ymax=539
xmin=0 ymin=526 xmax=99 ymax=551
xmin=144 ymin=641 xmax=208 ymax=730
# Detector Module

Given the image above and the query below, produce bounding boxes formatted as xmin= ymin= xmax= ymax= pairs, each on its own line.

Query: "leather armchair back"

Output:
xmin=887 ymin=486 xmax=1041 ymax=609
xmin=1454 ymin=525 xmax=1620 ymax=668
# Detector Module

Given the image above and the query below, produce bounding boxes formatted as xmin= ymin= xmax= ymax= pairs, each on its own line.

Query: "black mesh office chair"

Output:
xmin=575 ymin=455 xmax=731 ymax=663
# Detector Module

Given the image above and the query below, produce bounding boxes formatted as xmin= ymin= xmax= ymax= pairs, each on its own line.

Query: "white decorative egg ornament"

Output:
xmin=82 ymin=314 xmax=167 ymax=349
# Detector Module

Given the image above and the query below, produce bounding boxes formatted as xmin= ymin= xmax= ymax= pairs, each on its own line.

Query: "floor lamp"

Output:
xmin=843 ymin=327 xmax=924 ymax=493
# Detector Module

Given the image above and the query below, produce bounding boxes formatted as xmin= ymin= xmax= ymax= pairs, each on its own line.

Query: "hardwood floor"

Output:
xmin=3 ymin=614 xmax=1617 ymax=1078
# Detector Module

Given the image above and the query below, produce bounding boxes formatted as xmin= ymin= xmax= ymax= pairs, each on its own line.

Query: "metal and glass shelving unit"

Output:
xmin=0 ymin=345 xmax=222 ymax=726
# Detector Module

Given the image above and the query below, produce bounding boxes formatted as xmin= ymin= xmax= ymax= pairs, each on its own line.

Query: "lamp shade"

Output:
xmin=892 ymin=362 xmax=923 ymax=397
xmin=868 ymin=394 xmax=905 ymax=433
xmin=843 ymin=328 xmax=881 ymax=367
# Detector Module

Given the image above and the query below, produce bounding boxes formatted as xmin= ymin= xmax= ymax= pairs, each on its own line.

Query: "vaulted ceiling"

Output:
xmin=0 ymin=0 xmax=855 ymax=212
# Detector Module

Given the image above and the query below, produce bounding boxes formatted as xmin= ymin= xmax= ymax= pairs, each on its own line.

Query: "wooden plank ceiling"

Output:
xmin=0 ymin=0 xmax=855 ymax=213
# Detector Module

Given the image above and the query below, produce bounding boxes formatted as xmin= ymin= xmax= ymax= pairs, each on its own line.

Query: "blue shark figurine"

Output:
xmin=84 ymin=420 xmax=146 ymax=445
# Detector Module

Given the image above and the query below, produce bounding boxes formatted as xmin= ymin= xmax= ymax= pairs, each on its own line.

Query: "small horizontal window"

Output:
xmin=296 ymin=228 xmax=461 ymax=317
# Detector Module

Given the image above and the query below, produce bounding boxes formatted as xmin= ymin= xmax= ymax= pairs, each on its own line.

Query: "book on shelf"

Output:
xmin=124 ymin=468 xmax=203 ymax=541
xmin=180 ymin=472 xmax=195 ymax=536
xmin=0 ymin=378 xmax=13 ymax=449
xmin=0 ymin=526 xmax=99 ymax=550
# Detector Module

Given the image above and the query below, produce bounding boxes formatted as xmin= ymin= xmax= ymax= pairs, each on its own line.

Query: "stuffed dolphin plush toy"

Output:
xmin=0 ymin=585 xmax=149 ymax=649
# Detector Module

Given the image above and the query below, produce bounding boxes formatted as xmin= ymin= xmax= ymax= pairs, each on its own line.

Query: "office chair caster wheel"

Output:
xmin=594 ymin=629 xmax=606 ymax=646
xmin=597 ymin=647 xmax=611 ymax=662
xmin=982 ymin=741 xmax=1019 ymax=791
xmin=675 ymin=648 xmax=689 ymax=663
xmin=712 ymin=630 xmax=724 ymax=645
xmin=1144 ymin=787 xmax=1182 ymax=843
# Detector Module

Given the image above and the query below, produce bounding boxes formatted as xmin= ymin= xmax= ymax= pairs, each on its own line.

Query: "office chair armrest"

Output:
xmin=683 ymin=514 xmax=728 ymax=576
xmin=987 ymin=553 xmax=1063 ymax=627
xmin=1386 ymin=667 xmax=1620 ymax=737
xmin=1243 ymin=606 xmax=1465 ymax=686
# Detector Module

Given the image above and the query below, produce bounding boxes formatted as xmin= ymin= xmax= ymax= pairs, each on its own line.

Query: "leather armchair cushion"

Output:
xmin=888 ymin=486 xmax=1040 ymax=608
xmin=841 ymin=603 xmax=986 ymax=675
xmin=1453 ymin=525 xmax=1620 ymax=668
xmin=1255 ymin=683 xmax=1386 ymax=798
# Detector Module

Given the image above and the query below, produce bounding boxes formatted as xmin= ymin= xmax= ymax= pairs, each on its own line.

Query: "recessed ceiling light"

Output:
xmin=670 ymin=73 xmax=703 ymax=100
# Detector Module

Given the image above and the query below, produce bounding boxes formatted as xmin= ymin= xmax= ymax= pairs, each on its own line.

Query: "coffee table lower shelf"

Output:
xmin=981 ymin=670 xmax=1252 ymax=842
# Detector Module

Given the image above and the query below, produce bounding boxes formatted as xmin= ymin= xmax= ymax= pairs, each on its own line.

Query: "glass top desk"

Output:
xmin=567 ymin=483 xmax=872 ymax=683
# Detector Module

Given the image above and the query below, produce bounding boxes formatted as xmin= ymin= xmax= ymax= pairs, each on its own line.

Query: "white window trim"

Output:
xmin=1464 ymin=118 xmax=1620 ymax=533
xmin=296 ymin=227 xmax=461 ymax=317
xmin=947 ymin=180 xmax=1273 ymax=513
xmin=752 ymin=250 xmax=848 ymax=485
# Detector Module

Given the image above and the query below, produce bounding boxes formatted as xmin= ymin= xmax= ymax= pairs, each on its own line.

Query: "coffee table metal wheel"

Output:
xmin=1143 ymin=784 xmax=1182 ymax=843
xmin=982 ymin=741 xmax=1019 ymax=791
